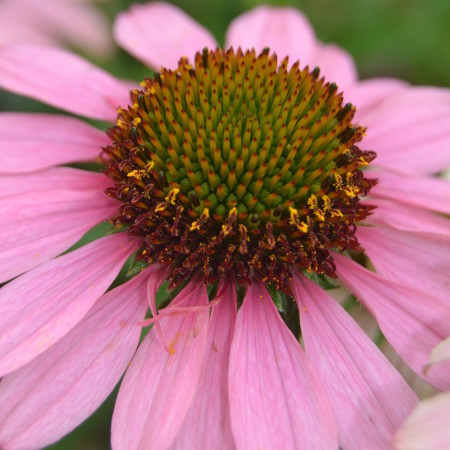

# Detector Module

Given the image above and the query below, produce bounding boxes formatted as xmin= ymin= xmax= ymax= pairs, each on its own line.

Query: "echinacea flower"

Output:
xmin=394 ymin=337 xmax=450 ymax=450
xmin=0 ymin=0 xmax=112 ymax=58
xmin=0 ymin=2 xmax=449 ymax=449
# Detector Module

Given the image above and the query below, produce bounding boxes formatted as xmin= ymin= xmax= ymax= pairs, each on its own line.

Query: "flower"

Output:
xmin=394 ymin=338 xmax=450 ymax=450
xmin=0 ymin=2 xmax=449 ymax=449
xmin=0 ymin=0 xmax=113 ymax=58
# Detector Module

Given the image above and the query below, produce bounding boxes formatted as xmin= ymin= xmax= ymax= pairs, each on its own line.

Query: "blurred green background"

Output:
xmin=1 ymin=0 xmax=448 ymax=448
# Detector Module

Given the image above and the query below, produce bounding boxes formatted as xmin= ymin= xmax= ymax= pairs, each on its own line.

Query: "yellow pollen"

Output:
xmin=155 ymin=203 xmax=167 ymax=213
xmin=132 ymin=118 xmax=141 ymax=126
xmin=321 ymin=195 xmax=331 ymax=211
xmin=228 ymin=207 xmax=238 ymax=220
xmin=117 ymin=119 xmax=127 ymax=129
xmin=221 ymin=223 xmax=232 ymax=236
xmin=165 ymin=188 xmax=180 ymax=205
xmin=289 ymin=207 xmax=308 ymax=232
xmin=307 ymin=195 xmax=318 ymax=210
xmin=127 ymin=169 xmax=144 ymax=179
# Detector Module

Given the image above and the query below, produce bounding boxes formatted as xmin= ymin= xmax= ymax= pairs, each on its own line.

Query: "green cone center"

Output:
xmin=103 ymin=47 xmax=376 ymax=292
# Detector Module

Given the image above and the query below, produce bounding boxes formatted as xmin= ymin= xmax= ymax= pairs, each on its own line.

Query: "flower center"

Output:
xmin=103 ymin=48 xmax=376 ymax=292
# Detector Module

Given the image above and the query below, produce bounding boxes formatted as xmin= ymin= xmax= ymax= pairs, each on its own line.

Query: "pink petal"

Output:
xmin=0 ymin=167 xmax=112 ymax=198
xmin=361 ymin=87 xmax=450 ymax=174
xmin=308 ymin=43 xmax=357 ymax=89
xmin=394 ymin=392 xmax=450 ymax=450
xmin=369 ymin=170 xmax=450 ymax=215
xmin=0 ymin=113 xmax=108 ymax=173
xmin=114 ymin=2 xmax=217 ymax=70
xmin=170 ymin=281 xmax=237 ymax=450
xmin=428 ymin=337 xmax=450 ymax=367
xmin=0 ymin=188 xmax=117 ymax=282
xmin=345 ymin=78 xmax=408 ymax=121
xmin=28 ymin=1 xmax=113 ymax=58
xmin=228 ymin=282 xmax=338 ymax=449
xmin=0 ymin=232 xmax=135 ymax=376
xmin=356 ymin=226 xmax=450 ymax=301
xmin=0 ymin=1 xmax=54 ymax=46
xmin=111 ymin=282 xmax=210 ymax=450
xmin=226 ymin=6 xmax=356 ymax=87
xmin=0 ymin=45 xmax=130 ymax=120
xmin=335 ymin=253 xmax=450 ymax=391
xmin=292 ymin=274 xmax=418 ymax=450
xmin=225 ymin=6 xmax=316 ymax=65
xmin=366 ymin=198 xmax=450 ymax=238
xmin=0 ymin=268 xmax=156 ymax=450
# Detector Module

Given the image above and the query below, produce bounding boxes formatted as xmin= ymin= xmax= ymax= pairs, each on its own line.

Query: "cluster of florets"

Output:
xmin=103 ymin=47 xmax=376 ymax=292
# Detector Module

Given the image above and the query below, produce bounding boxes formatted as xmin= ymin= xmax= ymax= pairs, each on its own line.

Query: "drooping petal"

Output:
xmin=225 ymin=6 xmax=316 ymax=66
xmin=335 ymin=254 xmax=450 ymax=391
xmin=0 ymin=113 xmax=109 ymax=173
xmin=361 ymin=87 xmax=450 ymax=175
xmin=366 ymin=198 xmax=450 ymax=238
xmin=170 ymin=281 xmax=237 ymax=450
xmin=394 ymin=392 xmax=450 ymax=450
xmin=292 ymin=274 xmax=418 ymax=450
xmin=228 ymin=282 xmax=338 ymax=449
xmin=0 ymin=232 xmax=135 ymax=376
xmin=0 ymin=167 xmax=112 ymax=198
xmin=114 ymin=2 xmax=216 ymax=70
xmin=0 ymin=45 xmax=130 ymax=120
xmin=428 ymin=337 xmax=450 ymax=367
xmin=356 ymin=226 xmax=450 ymax=301
xmin=0 ymin=189 xmax=117 ymax=282
xmin=369 ymin=170 xmax=450 ymax=215
xmin=0 ymin=268 xmax=157 ymax=450
xmin=345 ymin=78 xmax=408 ymax=121
xmin=111 ymin=282 xmax=210 ymax=450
